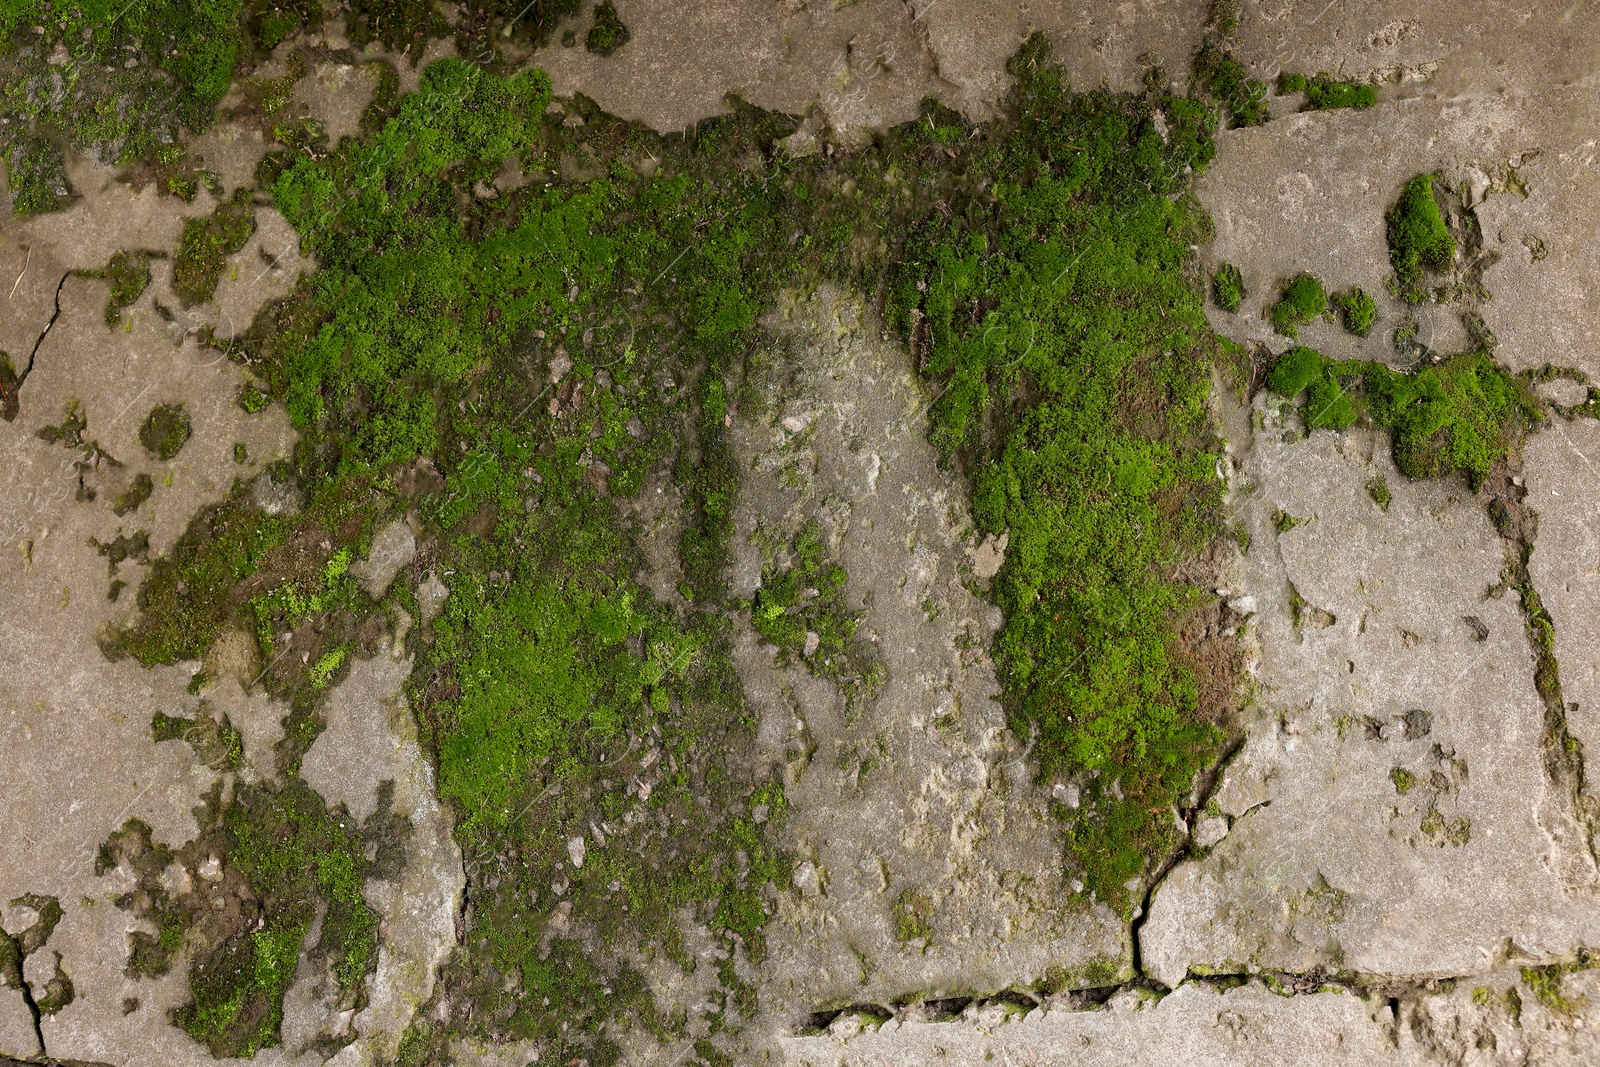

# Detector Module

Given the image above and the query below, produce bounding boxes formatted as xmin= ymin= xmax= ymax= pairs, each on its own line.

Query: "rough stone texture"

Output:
xmin=1142 ymin=397 xmax=1600 ymax=988
xmin=727 ymin=287 xmax=1126 ymax=1038
xmin=0 ymin=987 xmax=40 ymax=1059
xmin=348 ymin=519 xmax=417 ymax=601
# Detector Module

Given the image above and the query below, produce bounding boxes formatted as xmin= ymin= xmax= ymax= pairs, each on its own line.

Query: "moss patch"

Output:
xmin=173 ymin=189 xmax=257 ymax=304
xmin=1267 ymin=347 xmax=1540 ymax=488
xmin=1387 ymin=174 xmax=1455 ymax=297
xmin=139 ymin=403 xmax=194 ymax=459
xmin=1333 ymin=286 xmax=1376 ymax=336
xmin=1194 ymin=39 xmax=1267 ymax=127
xmin=1269 ymin=273 xmax=1327 ymax=338
xmin=1212 ymin=262 xmax=1244 ymax=313
xmin=749 ymin=521 xmax=883 ymax=706
xmin=585 ymin=1 xmax=629 ymax=55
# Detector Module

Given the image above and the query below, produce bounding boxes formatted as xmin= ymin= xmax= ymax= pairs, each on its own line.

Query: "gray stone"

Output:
xmin=349 ymin=519 xmax=416 ymax=600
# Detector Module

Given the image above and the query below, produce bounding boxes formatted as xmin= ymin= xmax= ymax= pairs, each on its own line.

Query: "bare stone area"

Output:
xmin=1142 ymin=396 xmax=1600 ymax=988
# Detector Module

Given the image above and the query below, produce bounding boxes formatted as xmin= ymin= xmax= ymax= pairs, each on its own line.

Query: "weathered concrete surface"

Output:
xmin=526 ymin=0 xmax=1207 ymax=135
xmin=300 ymin=655 xmax=465 ymax=1067
xmin=724 ymin=287 xmax=1126 ymax=1039
xmin=1142 ymin=396 xmax=1600 ymax=988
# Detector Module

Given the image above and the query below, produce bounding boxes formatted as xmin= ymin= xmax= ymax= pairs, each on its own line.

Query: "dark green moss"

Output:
xmin=4 ymin=133 xmax=72 ymax=216
xmin=1276 ymin=72 xmax=1307 ymax=93
xmin=1333 ymin=286 xmax=1376 ymax=336
xmin=1387 ymin=174 xmax=1455 ymax=296
xmin=0 ymin=3 xmax=248 ymax=211
xmin=139 ymin=403 xmax=193 ymax=459
xmin=1367 ymin=476 xmax=1391 ymax=511
xmin=173 ymin=189 xmax=257 ymax=304
xmin=1269 ymin=273 xmax=1327 ymax=338
xmin=1194 ymin=39 xmax=1268 ymax=127
xmin=585 ymin=1 xmax=629 ymax=55
xmin=1212 ymin=262 xmax=1244 ymax=313
xmin=113 ymin=473 xmax=155 ymax=516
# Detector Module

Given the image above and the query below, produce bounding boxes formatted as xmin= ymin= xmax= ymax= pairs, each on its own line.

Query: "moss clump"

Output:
xmin=1266 ymin=347 xmax=1540 ymax=488
xmin=585 ymin=1 xmax=630 ymax=55
xmin=1520 ymin=955 xmax=1597 ymax=1016
xmin=749 ymin=522 xmax=882 ymax=704
xmin=85 ymin=251 xmax=154 ymax=327
xmin=891 ymin=888 xmax=934 ymax=943
xmin=1269 ymin=273 xmax=1327 ymax=338
xmin=1266 ymin=345 xmax=1323 ymax=397
xmin=1305 ymin=77 xmax=1377 ymax=110
xmin=173 ymin=189 xmax=257 ymax=304
xmin=1367 ymin=476 xmax=1391 ymax=511
xmin=113 ymin=473 xmax=155 ymax=517
xmin=152 ymin=709 xmax=245 ymax=770
xmin=4 ymin=133 xmax=72 ymax=216
xmin=1194 ymin=39 xmax=1268 ymax=127
xmin=139 ymin=403 xmax=193 ymax=459
xmin=1387 ymin=174 xmax=1455 ymax=295
xmin=239 ymin=383 xmax=270 ymax=413
xmin=1390 ymin=767 xmax=1415 ymax=794
xmin=1333 ymin=286 xmax=1376 ymax=336
xmin=1212 ymin=263 xmax=1245 ymax=313
xmin=1276 ymin=72 xmax=1307 ymax=93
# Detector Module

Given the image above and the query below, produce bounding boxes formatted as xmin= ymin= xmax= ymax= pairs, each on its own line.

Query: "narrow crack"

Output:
xmin=19 ymin=272 xmax=70 ymax=387
xmin=1 ymin=928 xmax=46 ymax=1056
xmin=2 ymin=271 xmax=69 ymax=422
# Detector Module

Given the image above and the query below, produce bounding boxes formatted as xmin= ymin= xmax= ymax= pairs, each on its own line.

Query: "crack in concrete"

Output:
xmin=0 ymin=927 xmax=46 ymax=1058
xmin=3 ymin=271 xmax=70 ymax=422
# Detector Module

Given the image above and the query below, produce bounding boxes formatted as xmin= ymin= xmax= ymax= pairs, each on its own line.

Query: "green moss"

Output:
xmin=585 ymin=1 xmax=630 ymax=55
xmin=1194 ymin=39 xmax=1268 ymax=127
xmin=5 ymin=133 xmax=72 ymax=216
xmin=139 ymin=403 xmax=193 ymax=459
xmin=1387 ymin=174 xmax=1455 ymax=296
xmin=1272 ymin=509 xmax=1306 ymax=535
xmin=173 ymin=189 xmax=257 ymax=304
xmin=1519 ymin=958 xmax=1597 ymax=1016
xmin=1367 ymin=476 xmax=1391 ymax=511
xmin=1266 ymin=345 xmax=1322 ymax=397
xmin=1390 ymin=767 xmax=1415 ymax=794
xmin=106 ymin=32 xmax=1248 ymax=1049
xmin=1276 ymin=72 xmax=1307 ymax=93
xmin=1333 ymin=287 xmax=1376 ymax=336
xmin=0 ymin=3 xmax=248 ymax=213
xmin=891 ymin=888 xmax=934 ymax=943
xmin=749 ymin=521 xmax=882 ymax=705
xmin=1269 ymin=273 xmax=1327 ymax=338
xmin=1305 ymin=77 xmax=1377 ymax=110
xmin=1265 ymin=347 xmax=1539 ymax=489
xmin=153 ymin=710 xmax=245 ymax=770
xmin=1212 ymin=262 xmax=1244 ymax=312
